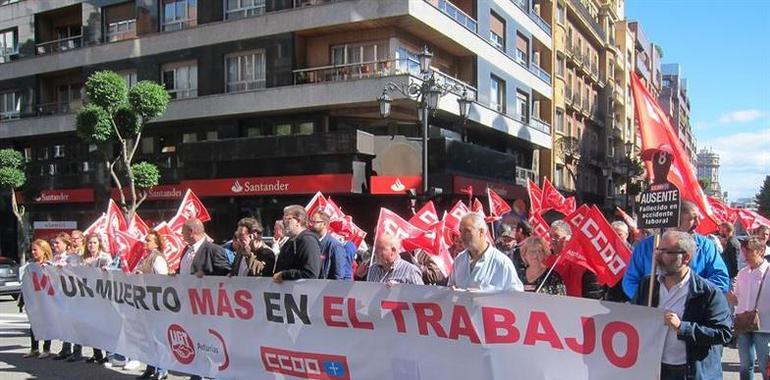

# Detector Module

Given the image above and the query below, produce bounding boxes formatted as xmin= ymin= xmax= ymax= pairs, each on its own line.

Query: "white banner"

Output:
xmin=22 ymin=265 xmax=666 ymax=379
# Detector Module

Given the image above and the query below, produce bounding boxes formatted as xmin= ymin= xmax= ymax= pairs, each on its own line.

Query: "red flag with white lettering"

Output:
xmin=631 ymin=73 xmax=718 ymax=234
xmin=84 ymin=213 xmax=107 ymax=237
xmin=409 ymin=201 xmax=440 ymax=231
xmin=571 ymin=206 xmax=632 ymax=287
xmin=736 ymin=209 xmax=770 ymax=231
xmin=329 ymin=216 xmax=367 ymax=248
xmin=127 ymin=213 xmax=150 ymax=239
xmin=707 ymin=196 xmax=738 ymax=225
xmin=565 ymin=205 xmax=591 ymax=231
xmin=168 ymin=189 xmax=211 ymax=235
xmin=445 ymin=200 xmax=471 ymax=231
xmin=373 ymin=208 xmax=426 ymax=252
xmin=527 ymin=179 xmax=543 ymax=216
xmin=114 ymin=229 xmax=145 ymax=273
xmin=472 ymin=198 xmax=484 ymax=213
xmin=105 ymin=199 xmax=128 ymax=255
xmin=153 ymin=222 xmax=186 ymax=273
xmin=541 ymin=178 xmax=575 ymax=215
xmin=528 ymin=212 xmax=550 ymax=239
xmin=487 ymin=188 xmax=512 ymax=217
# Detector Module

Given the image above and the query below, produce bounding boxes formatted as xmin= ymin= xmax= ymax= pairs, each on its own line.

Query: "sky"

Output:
xmin=626 ymin=0 xmax=770 ymax=201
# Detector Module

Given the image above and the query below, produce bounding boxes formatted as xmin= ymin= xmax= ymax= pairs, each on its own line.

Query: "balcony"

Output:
xmin=529 ymin=10 xmax=551 ymax=35
xmin=293 ymin=58 xmax=477 ymax=100
xmin=429 ymin=137 xmax=517 ymax=183
xmin=433 ymin=0 xmax=477 ymax=33
xmin=106 ymin=19 xmax=137 ymax=43
xmin=529 ymin=64 xmax=551 ymax=84
xmin=36 ymin=35 xmax=83 ymax=55
xmin=565 ymin=86 xmax=573 ymax=104
xmin=530 ymin=116 xmax=551 ymax=134
xmin=516 ymin=167 xmax=538 ymax=186
xmin=567 ymin=0 xmax=605 ymax=41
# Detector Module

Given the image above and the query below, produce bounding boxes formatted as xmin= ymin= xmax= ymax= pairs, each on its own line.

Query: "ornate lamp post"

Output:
xmin=377 ymin=46 xmax=471 ymax=194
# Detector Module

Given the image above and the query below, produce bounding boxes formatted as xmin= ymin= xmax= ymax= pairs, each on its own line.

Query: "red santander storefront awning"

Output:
xmin=181 ymin=174 xmax=354 ymax=198
xmin=15 ymin=188 xmax=94 ymax=204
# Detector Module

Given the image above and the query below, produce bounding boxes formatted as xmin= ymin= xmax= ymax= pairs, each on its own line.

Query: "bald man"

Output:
xmin=179 ymin=218 xmax=231 ymax=277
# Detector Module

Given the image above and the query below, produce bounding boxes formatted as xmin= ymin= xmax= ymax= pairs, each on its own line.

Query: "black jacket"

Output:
xmin=632 ymin=272 xmax=732 ymax=379
xmin=721 ymin=236 xmax=740 ymax=280
xmin=275 ymin=230 xmax=321 ymax=280
xmin=185 ymin=240 xmax=231 ymax=276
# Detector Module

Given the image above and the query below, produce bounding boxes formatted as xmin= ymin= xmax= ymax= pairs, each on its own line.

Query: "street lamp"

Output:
xmin=377 ymin=45 xmax=472 ymax=194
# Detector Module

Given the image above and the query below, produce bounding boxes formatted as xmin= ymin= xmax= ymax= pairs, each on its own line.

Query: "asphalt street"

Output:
xmin=0 ymin=294 xmax=750 ymax=379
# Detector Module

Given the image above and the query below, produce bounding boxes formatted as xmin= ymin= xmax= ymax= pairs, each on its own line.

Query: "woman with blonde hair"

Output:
xmin=728 ymin=237 xmax=770 ymax=380
xmin=20 ymin=240 xmax=53 ymax=358
xmin=133 ymin=231 xmax=169 ymax=380
xmin=521 ymin=236 xmax=566 ymax=295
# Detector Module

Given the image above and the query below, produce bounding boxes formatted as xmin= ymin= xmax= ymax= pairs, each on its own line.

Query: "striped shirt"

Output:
xmin=367 ymin=258 xmax=424 ymax=285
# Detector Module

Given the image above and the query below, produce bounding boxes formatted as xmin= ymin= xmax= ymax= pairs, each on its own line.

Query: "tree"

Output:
xmin=757 ymin=175 xmax=770 ymax=218
xmin=0 ymin=149 xmax=29 ymax=264
xmin=75 ymin=71 xmax=169 ymax=221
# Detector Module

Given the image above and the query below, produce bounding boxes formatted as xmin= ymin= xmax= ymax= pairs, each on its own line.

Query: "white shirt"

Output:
xmin=179 ymin=238 xmax=204 ymax=276
xmin=735 ymin=261 xmax=770 ymax=332
xmin=238 ymin=257 xmax=249 ymax=277
xmin=152 ymin=256 xmax=169 ymax=275
xmin=448 ymin=245 xmax=524 ymax=292
xmin=658 ymin=269 xmax=691 ymax=365
xmin=272 ymin=236 xmax=288 ymax=255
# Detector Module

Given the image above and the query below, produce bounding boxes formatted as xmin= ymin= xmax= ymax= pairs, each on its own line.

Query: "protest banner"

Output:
xmin=23 ymin=265 xmax=666 ymax=380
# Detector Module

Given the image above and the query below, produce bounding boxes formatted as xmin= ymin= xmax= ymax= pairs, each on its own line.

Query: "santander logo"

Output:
xmin=231 ymin=181 xmax=244 ymax=193
xmin=390 ymin=178 xmax=406 ymax=192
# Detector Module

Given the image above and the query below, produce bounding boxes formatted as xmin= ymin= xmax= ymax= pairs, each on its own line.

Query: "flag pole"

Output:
xmin=647 ymin=231 xmax=661 ymax=307
xmin=536 ymin=252 xmax=563 ymax=294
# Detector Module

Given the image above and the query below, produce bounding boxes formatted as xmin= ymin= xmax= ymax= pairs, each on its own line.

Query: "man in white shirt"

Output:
xmin=631 ymin=231 xmax=732 ymax=380
xmin=448 ymin=213 xmax=523 ymax=292
xmin=179 ymin=219 xmax=231 ymax=277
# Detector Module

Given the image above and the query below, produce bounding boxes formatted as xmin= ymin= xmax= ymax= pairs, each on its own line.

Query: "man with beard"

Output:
xmin=632 ymin=231 xmax=732 ymax=380
xmin=273 ymin=205 xmax=321 ymax=282
xmin=622 ymin=201 xmax=730 ymax=300
xmin=448 ymin=213 xmax=523 ymax=292
xmin=309 ymin=210 xmax=351 ymax=280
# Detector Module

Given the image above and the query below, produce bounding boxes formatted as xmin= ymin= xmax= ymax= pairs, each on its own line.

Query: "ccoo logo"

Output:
xmin=167 ymin=324 xmax=195 ymax=365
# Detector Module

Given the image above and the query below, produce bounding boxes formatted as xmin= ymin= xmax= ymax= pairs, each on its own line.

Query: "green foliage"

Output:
xmin=128 ymin=81 xmax=170 ymax=121
xmin=0 ymin=149 xmax=24 ymax=170
xmin=84 ymin=71 xmax=128 ymax=113
xmin=0 ymin=167 xmax=25 ymax=190
xmin=131 ymin=162 xmax=160 ymax=189
xmin=114 ymin=104 xmax=141 ymax=138
xmin=76 ymin=105 xmax=113 ymax=144
xmin=757 ymin=175 xmax=770 ymax=218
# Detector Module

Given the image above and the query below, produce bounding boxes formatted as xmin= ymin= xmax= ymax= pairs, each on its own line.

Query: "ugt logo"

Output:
xmin=32 ymin=272 xmax=54 ymax=296
xmin=260 ymin=346 xmax=351 ymax=380
xmin=167 ymin=324 xmax=195 ymax=365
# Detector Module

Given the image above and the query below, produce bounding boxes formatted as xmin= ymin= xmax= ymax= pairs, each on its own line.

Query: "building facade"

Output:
xmin=660 ymin=63 xmax=696 ymax=165
xmin=697 ymin=148 xmax=722 ymax=199
xmin=0 ymin=0 xmax=554 ymax=255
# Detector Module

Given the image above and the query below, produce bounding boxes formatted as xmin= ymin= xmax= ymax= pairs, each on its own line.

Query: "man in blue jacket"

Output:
xmin=632 ymin=231 xmax=732 ymax=380
xmin=309 ymin=210 xmax=352 ymax=280
xmin=623 ymin=201 xmax=730 ymax=300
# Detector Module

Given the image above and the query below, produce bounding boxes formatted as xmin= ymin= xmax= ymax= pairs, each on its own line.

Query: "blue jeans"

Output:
xmin=738 ymin=331 xmax=770 ymax=380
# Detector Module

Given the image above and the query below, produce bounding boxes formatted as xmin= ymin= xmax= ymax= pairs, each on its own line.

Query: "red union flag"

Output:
xmin=114 ymin=229 xmax=145 ymax=273
xmin=329 ymin=216 xmax=367 ymax=248
xmin=84 ymin=213 xmax=107 ymax=237
xmin=572 ymin=207 xmax=632 ymax=287
xmin=444 ymin=201 xmax=471 ymax=231
xmin=168 ymin=189 xmax=211 ymax=234
xmin=305 ymin=192 xmax=345 ymax=220
xmin=528 ymin=212 xmax=550 ymax=238
xmin=527 ymin=179 xmax=543 ymax=216
xmin=409 ymin=201 xmax=440 ymax=231
xmin=106 ymin=200 xmax=128 ymax=255
xmin=736 ymin=209 xmax=770 ymax=231
xmin=472 ymin=198 xmax=484 ymax=214
xmin=373 ymin=208 xmax=425 ymax=252
xmin=707 ymin=196 xmax=738 ymax=225
xmin=566 ymin=205 xmax=591 ymax=230
xmin=540 ymin=178 xmax=575 ymax=215
xmin=631 ymin=73 xmax=718 ymax=234
xmin=487 ymin=188 xmax=512 ymax=217
xmin=128 ymin=213 xmax=150 ymax=239
xmin=154 ymin=222 xmax=186 ymax=273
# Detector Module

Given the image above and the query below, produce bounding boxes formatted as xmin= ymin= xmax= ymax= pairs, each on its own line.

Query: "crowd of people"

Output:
xmin=16 ymin=201 xmax=770 ymax=380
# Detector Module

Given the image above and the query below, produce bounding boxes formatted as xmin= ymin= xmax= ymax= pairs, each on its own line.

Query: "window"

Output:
xmin=226 ymin=50 xmax=266 ymax=92
xmin=275 ymin=124 xmax=291 ymax=136
xmin=225 ymin=0 xmax=265 ymax=20
xmin=490 ymin=75 xmax=505 ymax=113
xmin=48 ymin=163 xmax=57 ymax=176
xmin=489 ymin=12 xmax=505 ymax=51
xmin=556 ymin=55 xmax=564 ymax=76
xmin=556 ymin=3 xmax=565 ymax=24
xmin=246 ymin=127 xmax=263 ymax=137
xmin=162 ymin=61 xmax=197 ymax=99
xmin=104 ymin=2 xmax=137 ymax=42
xmin=515 ymin=33 xmax=529 ymax=65
xmin=23 ymin=148 xmax=32 ymax=162
xmin=182 ymin=133 xmax=197 ymax=143
xmin=141 ymin=137 xmax=154 ymax=154
xmin=0 ymin=91 xmax=20 ymax=119
xmin=555 ymin=109 xmax=564 ymax=133
xmin=516 ymin=90 xmax=529 ymax=122
xmin=57 ymin=84 xmax=82 ymax=103
xmin=106 ymin=19 xmax=136 ymax=42
xmin=117 ymin=70 xmax=138 ymax=88
xmin=53 ymin=145 xmax=66 ymax=158
xmin=162 ymin=0 xmax=197 ymax=31
xmin=82 ymin=161 xmax=91 ymax=172
xmin=331 ymin=41 xmax=387 ymax=65
xmin=298 ymin=122 xmax=314 ymax=135
xmin=0 ymin=28 xmax=17 ymax=62
xmin=555 ymin=165 xmax=564 ymax=188
xmin=205 ymin=131 xmax=218 ymax=141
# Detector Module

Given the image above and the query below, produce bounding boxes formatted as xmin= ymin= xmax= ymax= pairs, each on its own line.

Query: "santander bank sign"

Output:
xmin=182 ymin=174 xmax=353 ymax=197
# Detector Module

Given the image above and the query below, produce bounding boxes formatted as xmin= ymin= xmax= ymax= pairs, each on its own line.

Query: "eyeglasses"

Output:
xmin=309 ymin=220 xmax=325 ymax=225
xmin=655 ymin=248 xmax=687 ymax=255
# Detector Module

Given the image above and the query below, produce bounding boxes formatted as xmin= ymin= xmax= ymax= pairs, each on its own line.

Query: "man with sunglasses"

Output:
xmin=632 ymin=231 xmax=732 ymax=380
xmin=622 ymin=201 xmax=730 ymax=300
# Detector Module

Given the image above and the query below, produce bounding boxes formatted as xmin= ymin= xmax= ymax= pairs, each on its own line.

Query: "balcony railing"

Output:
xmin=162 ymin=19 xmax=196 ymax=32
xmin=293 ymin=58 xmax=477 ymax=100
xmin=529 ymin=63 xmax=551 ymax=84
xmin=294 ymin=0 xmax=334 ymax=6
xmin=106 ymin=19 xmax=137 ymax=42
xmin=30 ymin=101 xmax=81 ymax=116
xmin=529 ymin=116 xmax=551 ymax=134
xmin=530 ymin=11 xmax=551 ymax=34
xmin=0 ymin=46 xmax=18 ymax=63
xmin=35 ymin=35 xmax=83 ymax=55
xmin=516 ymin=167 xmax=538 ymax=186
xmin=435 ymin=0 xmax=477 ymax=32
xmin=565 ymin=86 xmax=573 ymax=102
xmin=0 ymin=110 xmax=20 ymax=120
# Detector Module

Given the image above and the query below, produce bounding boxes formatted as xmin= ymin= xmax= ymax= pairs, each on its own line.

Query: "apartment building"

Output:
xmin=0 ymin=0 xmax=554 ymax=251
xmin=660 ymin=63 xmax=696 ymax=166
